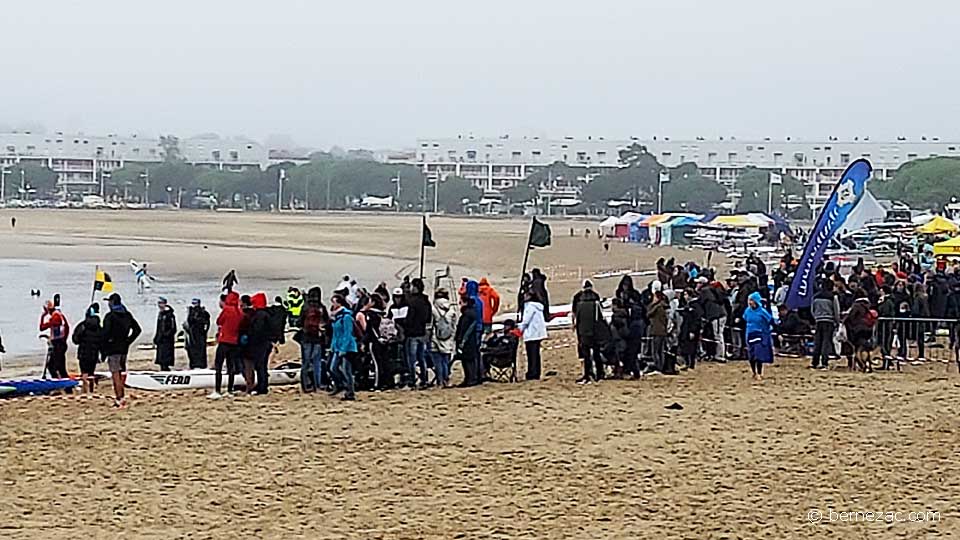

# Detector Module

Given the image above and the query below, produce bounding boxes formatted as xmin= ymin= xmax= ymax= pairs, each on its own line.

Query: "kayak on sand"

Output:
xmin=0 ymin=379 xmax=79 ymax=396
xmin=110 ymin=363 xmax=302 ymax=392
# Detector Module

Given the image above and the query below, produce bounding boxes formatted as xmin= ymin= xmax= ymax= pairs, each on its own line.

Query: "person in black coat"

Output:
xmin=530 ymin=268 xmax=551 ymax=321
xmin=185 ymin=299 xmax=211 ymax=369
xmin=455 ymin=295 xmax=481 ymax=387
xmin=678 ymin=289 xmax=705 ymax=369
xmin=615 ymin=275 xmax=645 ymax=377
xmin=72 ymin=303 xmax=103 ymax=393
xmin=154 ymin=298 xmax=177 ymax=371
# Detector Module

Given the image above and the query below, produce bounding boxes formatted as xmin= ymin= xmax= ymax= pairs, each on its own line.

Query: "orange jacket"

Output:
xmin=478 ymin=278 xmax=500 ymax=324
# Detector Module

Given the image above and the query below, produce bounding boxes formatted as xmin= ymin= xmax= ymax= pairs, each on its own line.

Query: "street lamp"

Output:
xmin=391 ymin=172 xmax=401 ymax=212
xmin=277 ymin=168 xmax=286 ymax=212
xmin=100 ymin=170 xmax=111 ymax=199
xmin=166 ymin=185 xmax=173 ymax=206
xmin=0 ymin=167 xmax=9 ymax=204
xmin=768 ymin=171 xmax=783 ymax=214
xmin=139 ymin=169 xmax=150 ymax=205
xmin=657 ymin=170 xmax=670 ymax=214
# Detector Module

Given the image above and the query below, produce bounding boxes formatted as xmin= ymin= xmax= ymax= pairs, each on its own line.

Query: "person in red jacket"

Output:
xmin=211 ymin=291 xmax=244 ymax=398
xmin=477 ymin=277 xmax=501 ymax=333
xmin=39 ymin=299 xmax=70 ymax=380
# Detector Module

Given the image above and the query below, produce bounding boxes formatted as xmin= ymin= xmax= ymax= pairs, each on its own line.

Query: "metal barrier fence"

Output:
xmin=628 ymin=317 xmax=960 ymax=373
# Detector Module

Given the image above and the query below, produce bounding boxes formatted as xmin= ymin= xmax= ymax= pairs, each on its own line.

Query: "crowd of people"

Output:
xmin=566 ymin=244 xmax=960 ymax=385
xmin=24 ymin=238 xmax=960 ymax=408
xmin=567 ymin=256 xmax=776 ymax=384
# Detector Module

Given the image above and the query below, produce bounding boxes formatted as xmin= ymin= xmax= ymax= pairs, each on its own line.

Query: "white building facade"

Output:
xmin=401 ymin=136 xmax=960 ymax=211
xmin=0 ymin=131 xmax=270 ymax=195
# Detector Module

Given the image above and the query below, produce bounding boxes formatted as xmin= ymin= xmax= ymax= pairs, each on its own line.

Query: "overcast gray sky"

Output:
xmin=1 ymin=0 xmax=956 ymax=149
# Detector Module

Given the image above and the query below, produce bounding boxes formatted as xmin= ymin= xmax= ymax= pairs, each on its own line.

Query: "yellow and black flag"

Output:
xmin=94 ymin=267 xmax=114 ymax=294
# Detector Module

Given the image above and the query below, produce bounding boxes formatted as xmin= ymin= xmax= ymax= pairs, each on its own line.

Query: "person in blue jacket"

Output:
xmin=329 ymin=294 xmax=358 ymax=401
xmin=743 ymin=291 xmax=774 ymax=381
xmin=464 ymin=280 xmax=486 ymax=380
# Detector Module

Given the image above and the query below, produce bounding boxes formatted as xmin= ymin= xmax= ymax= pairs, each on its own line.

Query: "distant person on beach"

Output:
xmin=185 ymin=299 xmax=211 ymax=369
xmin=247 ymin=293 xmax=273 ymax=395
xmin=454 ymin=294 xmax=481 ymax=387
xmin=478 ymin=278 xmax=501 ymax=334
xmin=329 ymin=293 xmax=358 ymax=401
xmin=153 ymin=297 xmax=177 ymax=371
xmin=811 ymin=280 xmax=840 ymax=370
xmin=517 ymin=288 xmax=547 ymax=381
xmin=211 ymin=292 xmax=243 ymax=399
xmin=296 ymin=287 xmax=330 ymax=393
xmin=135 ymin=263 xmax=153 ymax=295
xmin=10 ymin=217 xmax=15 ymax=229
xmin=572 ymin=280 xmax=604 ymax=384
xmin=743 ymin=292 xmax=773 ymax=382
xmin=285 ymin=288 xmax=304 ymax=328
xmin=72 ymin=303 xmax=103 ymax=393
xmin=222 ymin=269 xmax=239 ymax=292
xmin=238 ymin=295 xmax=256 ymax=390
xmin=646 ymin=282 xmax=671 ymax=375
xmin=102 ymin=293 xmax=141 ymax=408
xmin=39 ymin=299 xmax=70 ymax=381
xmin=404 ymin=278 xmax=433 ymax=389
xmin=529 ymin=268 xmax=551 ymax=321
xmin=430 ymin=288 xmax=458 ymax=388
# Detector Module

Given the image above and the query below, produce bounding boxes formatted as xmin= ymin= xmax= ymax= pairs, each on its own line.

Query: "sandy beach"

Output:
xmin=0 ymin=210 xmax=956 ymax=539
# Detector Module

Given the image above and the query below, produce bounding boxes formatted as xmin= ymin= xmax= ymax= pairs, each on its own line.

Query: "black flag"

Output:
xmin=528 ymin=218 xmax=551 ymax=249
xmin=422 ymin=219 xmax=437 ymax=248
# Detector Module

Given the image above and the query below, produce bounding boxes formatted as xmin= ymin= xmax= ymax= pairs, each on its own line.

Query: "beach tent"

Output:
xmin=709 ymin=214 xmax=763 ymax=229
xmin=916 ymin=215 xmax=959 ymax=235
xmin=613 ymin=212 xmax=645 ymax=239
xmin=661 ymin=215 xmax=704 ymax=246
xmin=843 ymin=189 xmax=887 ymax=233
xmin=640 ymin=214 xmax=671 ymax=244
xmin=599 ymin=216 xmax=619 ymax=237
xmin=933 ymin=236 xmax=960 ymax=256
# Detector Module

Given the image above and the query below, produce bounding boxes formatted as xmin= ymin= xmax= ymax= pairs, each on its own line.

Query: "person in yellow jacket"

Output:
xmin=285 ymin=287 xmax=305 ymax=328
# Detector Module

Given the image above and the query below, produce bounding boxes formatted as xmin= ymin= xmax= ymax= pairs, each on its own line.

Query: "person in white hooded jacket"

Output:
xmin=518 ymin=289 xmax=548 ymax=380
xmin=430 ymin=288 xmax=459 ymax=388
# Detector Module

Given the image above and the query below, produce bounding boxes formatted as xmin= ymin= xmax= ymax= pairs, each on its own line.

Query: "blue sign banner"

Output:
xmin=786 ymin=159 xmax=873 ymax=310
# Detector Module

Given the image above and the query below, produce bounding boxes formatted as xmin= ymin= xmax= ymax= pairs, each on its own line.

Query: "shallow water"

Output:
xmin=0 ymin=256 xmax=470 ymax=365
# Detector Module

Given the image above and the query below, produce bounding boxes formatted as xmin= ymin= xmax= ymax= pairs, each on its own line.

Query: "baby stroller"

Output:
xmin=481 ymin=325 xmax=520 ymax=383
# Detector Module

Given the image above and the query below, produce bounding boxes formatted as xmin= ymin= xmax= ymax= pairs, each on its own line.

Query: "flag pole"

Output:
xmin=91 ymin=265 xmax=98 ymax=304
xmin=517 ymin=218 xmax=535 ymax=319
xmin=419 ymin=214 xmax=426 ymax=281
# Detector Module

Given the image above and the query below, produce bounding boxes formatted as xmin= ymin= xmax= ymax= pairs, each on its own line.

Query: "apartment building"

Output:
xmin=402 ymin=136 xmax=960 ymax=211
xmin=0 ymin=131 xmax=270 ymax=195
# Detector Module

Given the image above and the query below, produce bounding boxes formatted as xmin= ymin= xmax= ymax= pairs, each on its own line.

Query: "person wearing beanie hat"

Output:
xmin=646 ymin=284 xmax=671 ymax=374
xmin=72 ymin=303 xmax=103 ymax=393
xmin=572 ymin=280 xmax=604 ymax=383
xmin=102 ymin=293 xmax=141 ymax=408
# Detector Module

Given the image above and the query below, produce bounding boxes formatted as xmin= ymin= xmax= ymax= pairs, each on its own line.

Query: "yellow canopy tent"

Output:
xmin=933 ymin=236 xmax=960 ymax=256
xmin=916 ymin=215 xmax=959 ymax=235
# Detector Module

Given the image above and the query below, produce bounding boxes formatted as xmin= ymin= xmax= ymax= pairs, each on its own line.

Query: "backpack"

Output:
xmin=864 ymin=309 xmax=879 ymax=328
xmin=434 ymin=309 xmax=454 ymax=341
xmin=378 ymin=317 xmax=402 ymax=344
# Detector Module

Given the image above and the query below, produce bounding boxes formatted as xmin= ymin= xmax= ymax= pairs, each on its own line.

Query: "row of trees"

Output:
xmin=872 ymin=157 xmax=960 ymax=209
xmin=104 ymin=157 xmax=484 ymax=212
xmin=1 ymin=162 xmax=58 ymax=199
xmin=498 ymin=144 xmax=811 ymax=217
